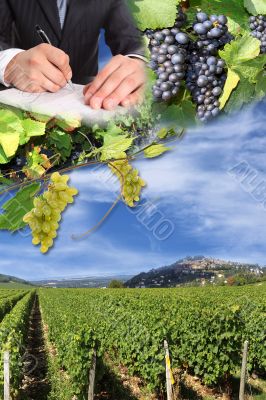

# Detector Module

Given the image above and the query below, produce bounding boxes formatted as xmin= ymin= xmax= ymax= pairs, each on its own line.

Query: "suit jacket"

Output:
xmin=0 ymin=0 xmax=144 ymax=84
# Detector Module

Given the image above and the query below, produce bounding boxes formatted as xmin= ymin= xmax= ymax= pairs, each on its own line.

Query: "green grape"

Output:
xmin=23 ymin=172 xmax=78 ymax=253
xmin=42 ymin=238 xmax=53 ymax=248
xmin=54 ymin=183 xmax=68 ymax=191
xmin=43 ymin=205 xmax=52 ymax=217
xmin=67 ymin=187 xmax=78 ymax=196
xmin=48 ymin=200 xmax=59 ymax=209
xmin=57 ymin=200 xmax=67 ymax=211
xmin=40 ymin=245 xmax=49 ymax=254
xmin=32 ymin=237 xmax=41 ymax=245
xmin=109 ymin=160 xmax=146 ymax=207
xmin=48 ymin=231 xmax=57 ymax=239
xmin=42 ymin=221 xmax=51 ymax=233
xmin=34 ymin=208 xmax=43 ymax=218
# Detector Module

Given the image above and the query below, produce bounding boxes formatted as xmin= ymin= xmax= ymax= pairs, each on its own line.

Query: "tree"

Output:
xmin=108 ymin=280 xmax=125 ymax=289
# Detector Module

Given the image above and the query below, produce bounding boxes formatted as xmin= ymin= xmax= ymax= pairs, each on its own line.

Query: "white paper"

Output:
xmin=0 ymin=84 xmax=131 ymax=126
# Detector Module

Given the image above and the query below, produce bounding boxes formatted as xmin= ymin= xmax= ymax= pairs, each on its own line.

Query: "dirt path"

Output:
xmin=19 ymin=295 xmax=50 ymax=400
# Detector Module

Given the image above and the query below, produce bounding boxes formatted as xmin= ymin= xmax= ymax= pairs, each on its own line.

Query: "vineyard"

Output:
xmin=0 ymin=285 xmax=264 ymax=399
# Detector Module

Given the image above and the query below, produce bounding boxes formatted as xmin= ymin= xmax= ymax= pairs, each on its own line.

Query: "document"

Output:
xmin=0 ymin=84 xmax=130 ymax=126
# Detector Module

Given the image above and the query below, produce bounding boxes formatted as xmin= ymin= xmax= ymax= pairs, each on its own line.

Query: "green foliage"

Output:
xmin=244 ymin=0 xmax=266 ymax=15
xmin=0 ymin=110 xmax=46 ymax=162
xmin=219 ymin=69 xmax=240 ymax=109
xmin=128 ymin=0 xmax=181 ymax=31
xmin=38 ymin=283 xmax=266 ymax=398
xmin=48 ymin=129 xmax=73 ymax=161
xmin=91 ymin=134 xmax=134 ymax=161
xmin=224 ymin=78 xmax=255 ymax=112
xmin=219 ymin=34 xmax=261 ymax=67
xmin=108 ymin=280 xmax=125 ymax=288
xmin=144 ymin=144 xmax=171 ymax=158
xmin=0 ymin=291 xmax=35 ymax=395
xmin=158 ymin=99 xmax=196 ymax=132
xmin=0 ymin=183 xmax=41 ymax=231
xmin=219 ymin=35 xmax=266 ymax=112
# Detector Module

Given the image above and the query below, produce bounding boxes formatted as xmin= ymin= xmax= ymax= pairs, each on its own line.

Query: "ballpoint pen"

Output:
xmin=35 ymin=24 xmax=75 ymax=91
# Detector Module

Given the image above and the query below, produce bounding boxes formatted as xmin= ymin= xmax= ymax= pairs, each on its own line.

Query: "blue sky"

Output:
xmin=0 ymin=41 xmax=266 ymax=280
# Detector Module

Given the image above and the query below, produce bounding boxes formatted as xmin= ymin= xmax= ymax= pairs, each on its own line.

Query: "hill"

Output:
xmin=32 ymin=275 xmax=133 ymax=288
xmin=0 ymin=273 xmax=34 ymax=288
xmin=125 ymin=256 xmax=265 ymax=288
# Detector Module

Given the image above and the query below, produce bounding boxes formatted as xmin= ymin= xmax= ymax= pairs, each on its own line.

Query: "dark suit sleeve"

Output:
xmin=104 ymin=0 xmax=145 ymax=57
xmin=0 ymin=0 xmax=14 ymax=50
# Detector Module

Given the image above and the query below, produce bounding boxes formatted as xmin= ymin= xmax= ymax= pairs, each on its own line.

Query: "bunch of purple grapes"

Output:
xmin=146 ymin=10 xmax=233 ymax=123
xmin=186 ymin=51 xmax=226 ymax=121
xmin=192 ymin=12 xmax=233 ymax=54
xmin=147 ymin=7 xmax=190 ymax=101
xmin=185 ymin=12 xmax=231 ymax=122
xmin=249 ymin=15 xmax=266 ymax=54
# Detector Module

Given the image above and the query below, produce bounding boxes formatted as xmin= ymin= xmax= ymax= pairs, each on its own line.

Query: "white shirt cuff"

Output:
xmin=0 ymin=48 xmax=25 ymax=87
xmin=126 ymin=54 xmax=148 ymax=63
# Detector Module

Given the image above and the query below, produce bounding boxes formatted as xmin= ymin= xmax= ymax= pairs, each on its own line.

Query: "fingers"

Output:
xmin=83 ymin=82 xmax=92 ymax=96
xmin=41 ymin=44 xmax=72 ymax=81
xmin=20 ymin=80 xmax=46 ymax=93
xmin=84 ymin=55 xmax=123 ymax=104
xmin=42 ymin=63 xmax=67 ymax=89
xmin=84 ymin=64 xmax=136 ymax=108
xmin=102 ymin=72 xmax=146 ymax=110
xmin=120 ymin=86 xmax=145 ymax=108
xmin=4 ymin=44 xmax=72 ymax=93
xmin=40 ymin=77 xmax=61 ymax=93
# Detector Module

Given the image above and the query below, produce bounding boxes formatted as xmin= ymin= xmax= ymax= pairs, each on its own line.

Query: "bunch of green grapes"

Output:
xmin=23 ymin=172 xmax=78 ymax=253
xmin=109 ymin=159 xmax=146 ymax=207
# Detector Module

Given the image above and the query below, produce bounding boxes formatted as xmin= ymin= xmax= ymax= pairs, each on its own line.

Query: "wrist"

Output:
xmin=0 ymin=49 xmax=24 ymax=86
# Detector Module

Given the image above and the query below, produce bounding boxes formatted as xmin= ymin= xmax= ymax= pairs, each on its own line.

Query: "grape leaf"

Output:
xmin=0 ymin=109 xmax=23 ymax=132
xmin=219 ymin=34 xmax=261 ymax=68
xmin=20 ymin=119 xmax=46 ymax=145
xmin=255 ymin=71 xmax=266 ymax=99
xmin=55 ymin=117 xmax=81 ymax=132
xmin=23 ymin=147 xmax=50 ymax=179
xmin=0 ymin=183 xmax=41 ymax=231
xmin=0 ymin=146 xmax=9 ymax=164
xmin=100 ymin=135 xmax=134 ymax=161
xmin=144 ymin=144 xmax=171 ymax=158
xmin=0 ymin=110 xmax=23 ymax=158
xmin=127 ymin=0 xmax=181 ymax=31
xmin=48 ymin=129 xmax=73 ymax=160
xmin=27 ymin=111 xmax=53 ymax=124
xmin=159 ymin=100 xmax=196 ymax=132
xmin=200 ymin=0 xmax=249 ymax=35
xmin=0 ymin=174 xmax=13 ymax=186
xmin=224 ymin=78 xmax=255 ymax=113
xmin=0 ymin=132 xmax=20 ymax=158
xmin=233 ymin=54 xmax=266 ymax=83
xmin=94 ymin=122 xmax=124 ymax=139
xmin=244 ymin=0 xmax=266 ymax=15
xmin=219 ymin=69 xmax=240 ymax=110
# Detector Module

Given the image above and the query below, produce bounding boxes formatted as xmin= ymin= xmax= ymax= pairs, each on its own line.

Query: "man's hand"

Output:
xmin=83 ymin=55 xmax=146 ymax=110
xmin=4 ymin=44 xmax=72 ymax=93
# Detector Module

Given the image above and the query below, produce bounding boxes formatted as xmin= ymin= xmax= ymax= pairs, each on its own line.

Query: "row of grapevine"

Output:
xmin=0 ymin=290 xmax=28 ymax=322
xmin=38 ymin=283 xmax=266 ymax=399
xmin=0 ymin=291 xmax=35 ymax=398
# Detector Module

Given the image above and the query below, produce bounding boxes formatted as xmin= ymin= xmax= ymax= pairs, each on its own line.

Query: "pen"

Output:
xmin=35 ymin=24 xmax=75 ymax=91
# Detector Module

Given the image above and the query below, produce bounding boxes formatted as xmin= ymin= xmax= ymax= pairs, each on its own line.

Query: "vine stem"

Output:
xmin=71 ymin=194 xmax=122 ymax=240
xmin=181 ymin=0 xmax=190 ymax=9
xmin=72 ymin=159 xmax=127 ymax=239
